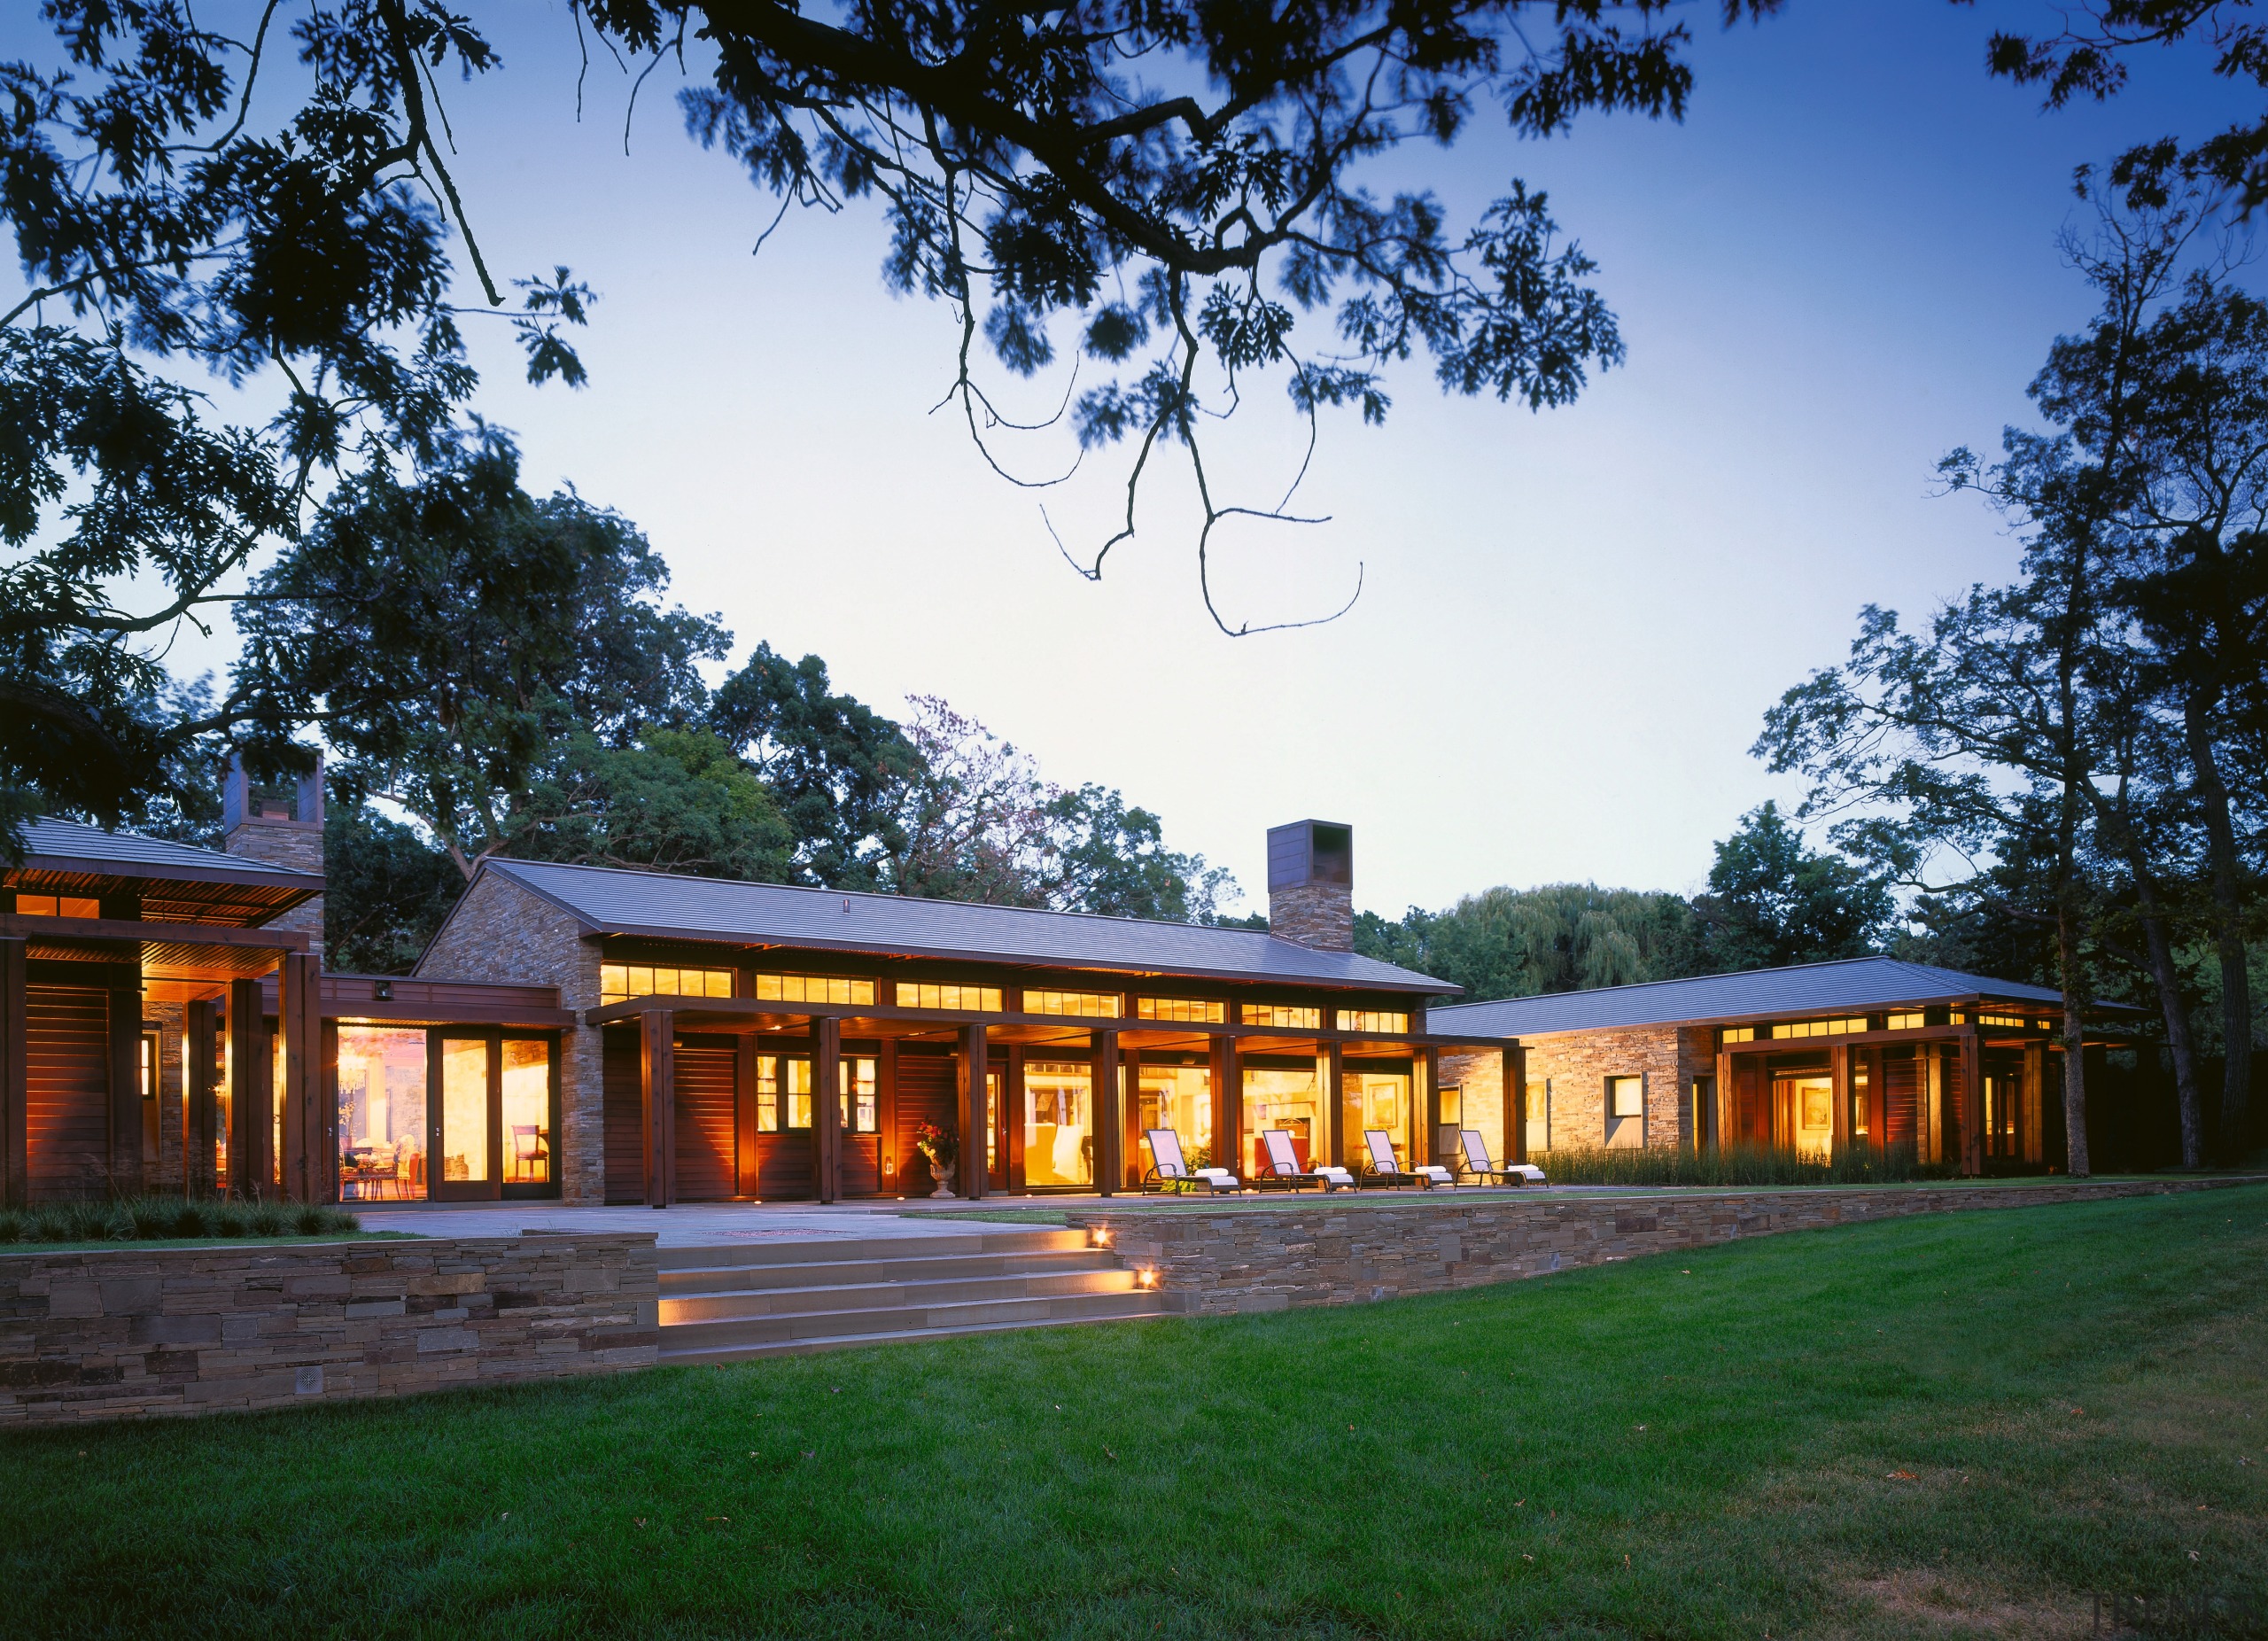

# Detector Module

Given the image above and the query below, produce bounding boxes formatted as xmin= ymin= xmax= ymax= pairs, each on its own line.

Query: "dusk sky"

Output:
xmin=142 ymin=1 xmax=2256 ymax=917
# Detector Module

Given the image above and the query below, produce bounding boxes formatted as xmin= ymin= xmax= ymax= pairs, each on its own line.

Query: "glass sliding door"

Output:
xmin=337 ymin=1025 xmax=429 ymax=1201
xmin=1136 ymin=1064 xmax=1213 ymax=1174
xmin=501 ymin=1038 xmax=554 ymax=1193
xmin=433 ymin=1034 xmax=498 ymax=1200
xmin=1021 ymin=1061 xmax=1092 ymax=1187
xmin=1243 ymin=1066 xmax=1323 ymax=1177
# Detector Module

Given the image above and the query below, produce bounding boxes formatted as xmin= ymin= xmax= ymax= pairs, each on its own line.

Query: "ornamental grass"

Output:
xmin=1533 ymin=1139 xmax=1961 ymax=1188
xmin=0 ymin=1196 xmax=359 ymax=1246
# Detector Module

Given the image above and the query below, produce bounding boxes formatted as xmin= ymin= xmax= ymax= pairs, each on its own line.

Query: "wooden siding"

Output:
xmin=1882 ymin=1046 xmax=1922 ymax=1147
xmin=754 ymin=1131 xmax=815 ymax=1200
xmin=893 ymin=1047 xmax=955 ymax=1194
xmin=27 ymin=985 xmax=110 ymax=1202
xmin=602 ymin=1026 xmax=643 ymax=1205
xmin=673 ymin=1038 xmax=736 ymax=1202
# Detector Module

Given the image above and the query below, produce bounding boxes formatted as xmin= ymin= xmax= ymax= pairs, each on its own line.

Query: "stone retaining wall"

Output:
xmin=0 ymin=1232 xmax=659 ymax=1426
xmin=1064 ymin=1176 xmax=2264 ymax=1314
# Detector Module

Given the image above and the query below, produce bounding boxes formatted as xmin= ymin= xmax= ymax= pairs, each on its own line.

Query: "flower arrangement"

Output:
xmin=913 ymin=1121 xmax=957 ymax=1174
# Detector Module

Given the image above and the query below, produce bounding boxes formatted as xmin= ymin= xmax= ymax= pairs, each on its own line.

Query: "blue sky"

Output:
xmin=53 ymin=1 xmax=2258 ymax=917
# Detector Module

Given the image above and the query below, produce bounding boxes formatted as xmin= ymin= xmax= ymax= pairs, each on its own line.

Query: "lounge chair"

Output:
xmin=1143 ymin=1128 xmax=1241 ymax=1194
xmin=1456 ymin=1129 xmax=1546 ymax=1186
xmin=1257 ymin=1129 xmax=1353 ymax=1192
xmin=1363 ymin=1128 xmax=1456 ymax=1189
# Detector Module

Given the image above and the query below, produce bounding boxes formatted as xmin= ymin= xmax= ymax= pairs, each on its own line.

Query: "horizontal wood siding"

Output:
xmin=673 ymin=1039 xmax=736 ymax=1202
xmin=1883 ymin=1046 xmax=1922 ymax=1148
xmin=27 ymin=985 xmax=110 ymax=1202
xmin=893 ymin=1048 xmax=955 ymax=1194
xmin=602 ymin=1026 xmax=644 ymax=1204
xmin=843 ymin=1134 xmax=882 ymax=1197
xmin=754 ymin=1132 xmax=814 ymax=1200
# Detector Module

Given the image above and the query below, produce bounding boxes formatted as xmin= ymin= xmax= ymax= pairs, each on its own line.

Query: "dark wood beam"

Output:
xmin=228 ymin=976 xmax=271 ymax=1199
xmin=1 ymin=938 xmax=25 ymax=1206
xmin=187 ymin=997 xmax=217 ymax=1195
xmin=1092 ymin=1027 xmax=1119 ymax=1197
xmin=958 ymin=1023 xmax=989 ymax=1199
xmin=641 ymin=1008 xmax=676 ymax=1207
xmin=814 ymin=1014 xmax=842 ymax=1205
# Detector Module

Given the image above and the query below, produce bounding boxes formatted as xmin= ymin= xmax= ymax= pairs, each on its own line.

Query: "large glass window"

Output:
xmin=897 ymin=982 xmax=1003 ymax=1012
xmin=1524 ymin=1078 xmax=1550 ymax=1155
xmin=756 ymin=972 xmax=874 ymax=1006
xmin=439 ymin=1038 xmax=489 ymax=1183
xmin=1337 ymin=1009 xmax=1411 ymax=1035
xmin=756 ymin=1056 xmax=813 ymax=1131
xmin=1347 ymin=1070 xmax=1410 ymax=1161
xmin=1021 ymin=1062 xmax=1092 ymax=1186
xmin=1136 ymin=997 xmax=1225 ymax=1023
xmin=600 ymin=964 xmax=735 ymax=1004
xmin=1025 ymin=990 xmax=1121 ymax=1018
xmin=338 ymin=1026 xmax=428 ymax=1201
xmin=839 ymin=1056 xmax=878 ymax=1133
xmin=1137 ymin=1065 xmax=1213 ymax=1171
xmin=1243 ymin=1003 xmax=1320 ymax=1030
xmin=502 ymin=1039 xmax=551 ymax=1185
xmin=1244 ymin=1066 xmax=1323 ymax=1176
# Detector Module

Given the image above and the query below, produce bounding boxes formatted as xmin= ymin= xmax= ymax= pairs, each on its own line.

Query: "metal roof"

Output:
xmin=1428 ymin=956 xmax=2070 ymax=1037
xmin=17 ymin=817 xmax=320 ymax=884
xmin=481 ymin=858 xmax=1457 ymax=993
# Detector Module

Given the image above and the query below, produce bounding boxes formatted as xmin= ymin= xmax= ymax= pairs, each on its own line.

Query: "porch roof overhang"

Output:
xmin=580 ymin=993 xmax=1519 ymax=1054
xmin=10 ymin=816 xmax=323 ymax=925
xmin=0 ymin=912 xmax=307 ymax=983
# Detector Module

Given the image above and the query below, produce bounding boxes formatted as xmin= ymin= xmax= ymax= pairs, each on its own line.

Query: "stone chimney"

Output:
xmin=224 ymin=753 xmax=325 ymax=962
xmin=1266 ymin=820 xmax=1353 ymax=951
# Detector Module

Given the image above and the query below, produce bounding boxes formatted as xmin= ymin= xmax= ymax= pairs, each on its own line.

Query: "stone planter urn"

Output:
xmin=920 ymin=1147 xmax=956 ymax=1199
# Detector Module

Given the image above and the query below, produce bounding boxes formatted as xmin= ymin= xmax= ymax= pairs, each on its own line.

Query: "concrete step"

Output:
xmin=661 ymin=1288 xmax=1162 ymax=1350
xmin=662 ymin=1267 xmax=1135 ymax=1325
xmin=658 ymin=1247 xmax=1117 ymax=1295
xmin=661 ymin=1305 xmax=1169 ymax=1363
xmin=654 ymin=1228 xmax=1087 ymax=1271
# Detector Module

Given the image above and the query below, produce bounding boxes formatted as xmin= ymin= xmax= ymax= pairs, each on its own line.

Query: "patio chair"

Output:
xmin=1363 ymin=1128 xmax=1456 ymax=1189
xmin=1456 ymin=1130 xmax=1547 ymax=1186
xmin=1257 ymin=1129 xmax=1353 ymax=1192
xmin=1142 ymin=1128 xmax=1241 ymax=1194
xmin=511 ymin=1124 xmax=549 ymax=1184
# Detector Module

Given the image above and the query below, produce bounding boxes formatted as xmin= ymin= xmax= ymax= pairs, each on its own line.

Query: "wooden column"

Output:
xmin=228 ymin=977 xmax=269 ymax=1198
xmin=1958 ymin=1029 xmax=1983 ymax=1177
xmin=957 ymin=1024 xmax=988 ymax=1199
xmin=280 ymin=953 xmax=322 ymax=1202
xmin=734 ymin=1034 xmax=760 ymax=1197
xmin=107 ymin=967 xmax=144 ymax=1197
xmin=2021 ymin=1038 xmax=2047 ymax=1165
xmin=1092 ymin=1028 xmax=1120 ymax=1197
xmin=1829 ymin=1042 xmax=1852 ymax=1161
xmin=813 ymin=1015 xmax=842 ymax=1204
xmin=1001 ymin=1045 xmax=1023 ymax=1191
xmin=640 ymin=1008 xmax=674 ymax=1207
xmin=1418 ymin=1046 xmax=1441 ymax=1166
xmin=1505 ymin=1045 xmax=1526 ymax=1165
xmin=1323 ymin=1040 xmax=1346 ymax=1169
xmin=1211 ymin=1031 xmax=1241 ymax=1178
xmin=1714 ymin=1047 xmax=1735 ymax=1153
xmin=186 ymin=998 xmax=218 ymax=1197
xmin=877 ymin=1039 xmax=899 ymax=1197
xmin=1122 ymin=1054 xmax=1143 ymax=1190
xmin=1 ymin=938 xmax=25 ymax=1207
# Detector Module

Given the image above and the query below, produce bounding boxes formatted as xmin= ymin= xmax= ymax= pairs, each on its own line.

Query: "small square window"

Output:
xmin=1607 ymin=1076 xmax=1643 ymax=1119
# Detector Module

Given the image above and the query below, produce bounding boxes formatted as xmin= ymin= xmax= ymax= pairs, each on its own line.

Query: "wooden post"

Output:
xmin=1002 ymin=1045 xmax=1023 ymax=1193
xmin=280 ymin=953 xmax=322 ymax=1202
xmin=1958 ymin=1029 xmax=1983 ymax=1177
xmin=1 ymin=938 xmax=25 ymax=1207
xmin=957 ymin=1023 xmax=988 ymax=1199
xmin=1211 ymin=1032 xmax=1241 ymax=1178
xmin=814 ymin=1015 xmax=842 ymax=1204
xmin=1714 ymin=1047 xmax=1734 ymax=1153
xmin=228 ymin=977 xmax=269 ymax=1198
xmin=1323 ymin=1040 xmax=1346 ymax=1169
xmin=1092 ymin=1028 xmax=1119 ymax=1196
xmin=108 ymin=968 xmax=144 ymax=1197
xmin=1122 ymin=1054 xmax=1143 ymax=1191
xmin=877 ymin=1039 xmax=899 ymax=1197
xmin=1419 ymin=1046 xmax=1441 ymax=1166
xmin=1829 ymin=1042 xmax=1851 ymax=1162
xmin=186 ymin=998 xmax=218 ymax=1197
xmin=641 ymin=1008 xmax=675 ymax=1207
xmin=734 ymin=1034 xmax=760 ymax=1197
xmin=1504 ymin=1045 xmax=1526 ymax=1165
xmin=2021 ymin=1038 xmax=2047 ymax=1165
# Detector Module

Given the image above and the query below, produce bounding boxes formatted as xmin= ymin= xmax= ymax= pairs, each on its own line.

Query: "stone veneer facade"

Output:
xmin=1442 ymin=1023 xmax=1715 ymax=1154
xmin=416 ymin=872 xmax=608 ymax=1203
xmin=1063 ymin=1176 xmax=2261 ymax=1314
xmin=1266 ymin=881 xmax=1353 ymax=952
xmin=0 ymin=1232 xmax=659 ymax=1424
xmin=225 ymin=816 xmax=326 ymax=963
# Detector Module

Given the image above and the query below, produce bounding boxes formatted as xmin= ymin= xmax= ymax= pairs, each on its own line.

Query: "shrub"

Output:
xmin=1529 ymin=1140 xmax=1958 ymax=1188
xmin=0 ymin=1197 xmax=360 ymax=1245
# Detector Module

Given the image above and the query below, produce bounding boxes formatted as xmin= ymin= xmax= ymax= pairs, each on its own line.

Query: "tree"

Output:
xmin=323 ymin=802 xmax=462 ymax=975
xmin=708 ymin=644 xmax=923 ymax=890
xmin=1355 ymin=883 xmax=1707 ymax=1001
xmin=237 ymin=428 xmax=729 ymax=875
xmin=1690 ymin=801 xmax=1892 ymax=972
xmin=512 ymin=727 xmax=798 ymax=881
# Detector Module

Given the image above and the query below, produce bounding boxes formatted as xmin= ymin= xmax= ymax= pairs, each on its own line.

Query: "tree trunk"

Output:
xmin=2183 ymin=697 xmax=2253 ymax=1163
xmin=2057 ymin=898 xmax=2092 ymax=1178
xmin=2130 ymin=861 xmax=2206 ymax=1168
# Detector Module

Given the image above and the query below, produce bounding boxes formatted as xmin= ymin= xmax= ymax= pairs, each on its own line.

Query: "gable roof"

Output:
xmin=1428 ymin=956 xmax=2074 ymax=1038
xmin=478 ymin=857 xmax=1456 ymax=994
xmin=15 ymin=817 xmax=320 ymax=887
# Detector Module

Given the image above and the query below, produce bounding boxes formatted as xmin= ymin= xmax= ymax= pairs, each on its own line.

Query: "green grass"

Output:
xmin=5 ymin=1191 xmax=2265 ymax=1639
xmin=0 ymin=1196 xmax=362 ymax=1247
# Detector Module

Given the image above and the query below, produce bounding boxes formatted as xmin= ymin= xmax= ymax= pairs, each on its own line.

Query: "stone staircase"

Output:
xmin=656 ymin=1227 xmax=1167 ymax=1361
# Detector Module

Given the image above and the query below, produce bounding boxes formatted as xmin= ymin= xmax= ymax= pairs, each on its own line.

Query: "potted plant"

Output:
xmin=913 ymin=1122 xmax=959 ymax=1198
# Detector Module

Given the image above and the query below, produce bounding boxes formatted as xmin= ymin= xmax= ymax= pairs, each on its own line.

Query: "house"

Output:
xmin=410 ymin=820 xmax=1525 ymax=1203
xmin=1433 ymin=958 xmax=2134 ymax=1174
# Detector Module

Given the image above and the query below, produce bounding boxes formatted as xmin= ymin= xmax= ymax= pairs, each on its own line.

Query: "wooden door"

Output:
xmin=430 ymin=1033 xmax=500 ymax=1201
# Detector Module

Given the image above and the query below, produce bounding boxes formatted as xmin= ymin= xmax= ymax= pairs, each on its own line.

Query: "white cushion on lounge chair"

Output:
xmin=1418 ymin=1164 xmax=1456 ymax=1187
xmin=1508 ymin=1163 xmax=1547 ymax=1184
xmin=1193 ymin=1167 xmax=1241 ymax=1194
xmin=1315 ymin=1164 xmax=1355 ymax=1189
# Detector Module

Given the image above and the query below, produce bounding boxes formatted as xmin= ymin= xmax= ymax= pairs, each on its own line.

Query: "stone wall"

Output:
xmin=225 ymin=818 xmax=325 ymax=962
xmin=1266 ymin=882 xmax=1352 ymax=951
xmin=1063 ymin=1176 xmax=2261 ymax=1314
xmin=1486 ymin=1023 xmax=1715 ymax=1151
xmin=418 ymin=872 xmax=608 ymax=1203
xmin=0 ymin=1232 xmax=658 ymax=1424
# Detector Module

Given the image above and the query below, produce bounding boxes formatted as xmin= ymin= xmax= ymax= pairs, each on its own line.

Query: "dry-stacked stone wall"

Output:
xmin=1065 ymin=1177 xmax=2263 ymax=1314
xmin=0 ymin=1232 xmax=658 ymax=1425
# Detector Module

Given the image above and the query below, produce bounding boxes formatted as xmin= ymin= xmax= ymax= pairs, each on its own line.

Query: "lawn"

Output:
xmin=4 ymin=1191 xmax=2264 ymax=1640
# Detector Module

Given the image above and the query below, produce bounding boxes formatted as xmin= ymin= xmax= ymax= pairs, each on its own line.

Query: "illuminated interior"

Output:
xmin=337 ymin=1025 xmax=428 ymax=1200
xmin=1137 ymin=1065 xmax=1213 ymax=1171
xmin=1242 ymin=1066 xmax=1323 ymax=1174
xmin=601 ymin=964 xmax=735 ymax=1004
xmin=502 ymin=1038 xmax=551 ymax=1183
xmin=1021 ymin=1061 xmax=1093 ymax=1186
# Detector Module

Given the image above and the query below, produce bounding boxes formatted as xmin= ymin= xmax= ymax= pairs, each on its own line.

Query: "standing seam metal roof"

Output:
xmin=19 ymin=816 xmax=320 ymax=882
xmin=482 ymin=858 xmax=1456 ymax=992
xmin=1426 ymin=956 xmax=2067 ymax=1037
